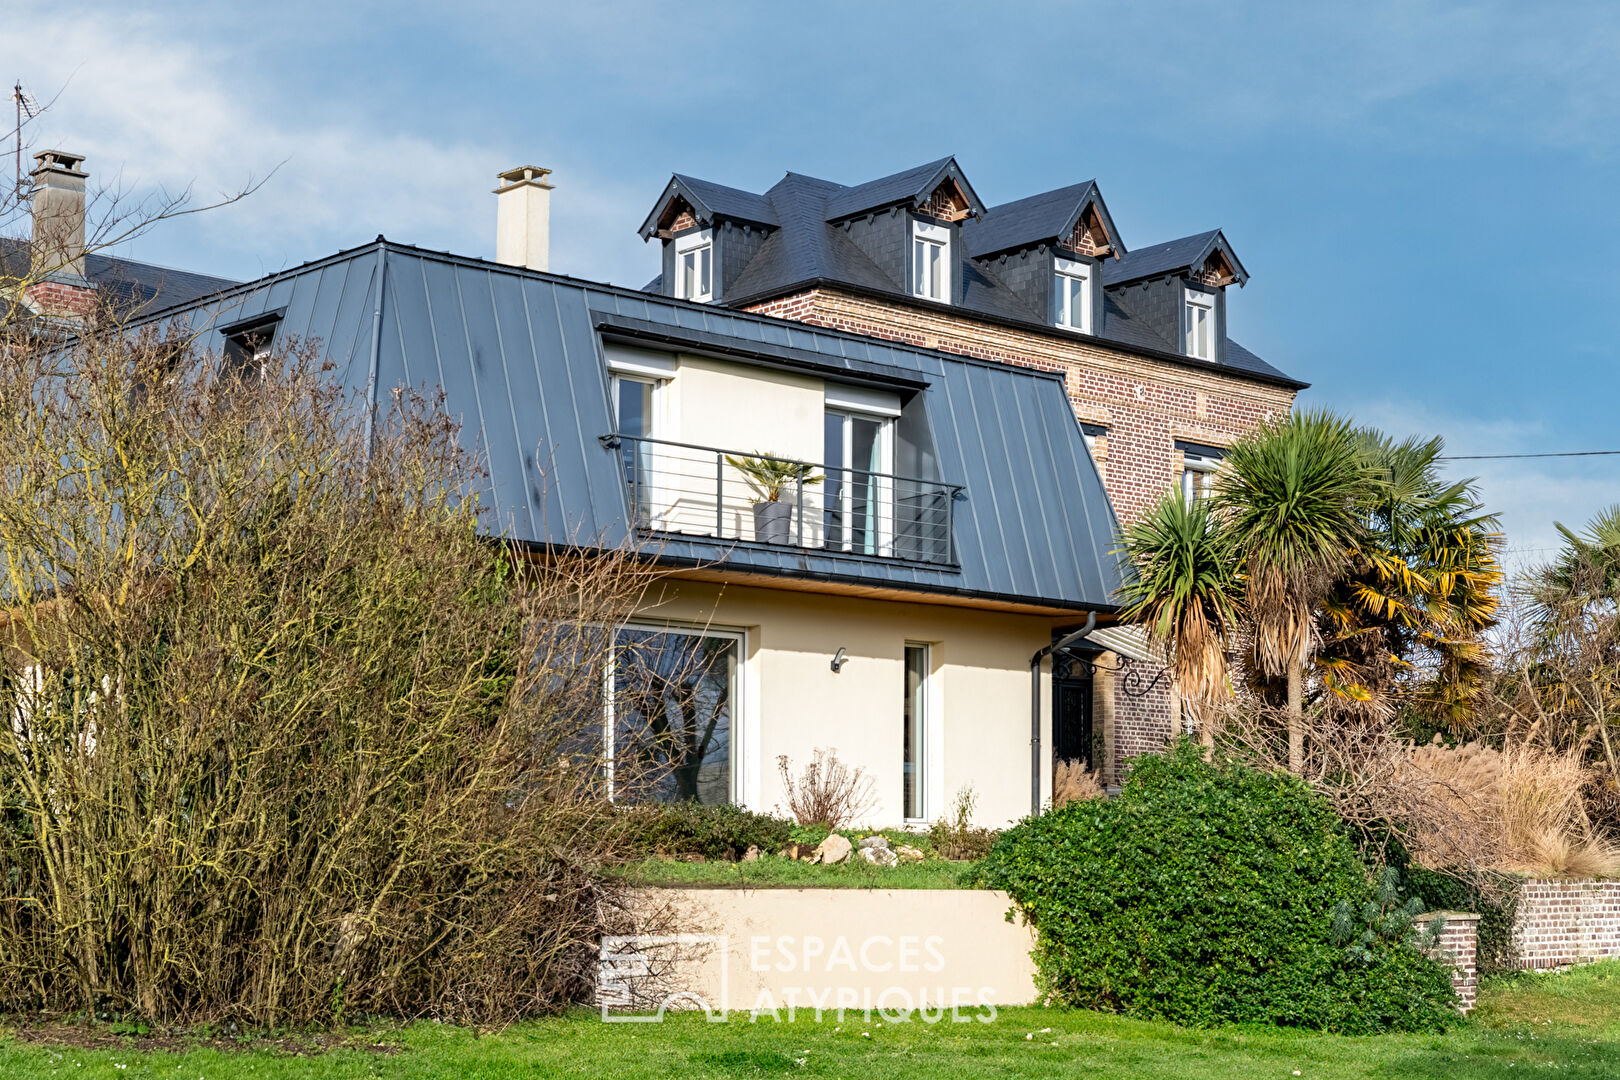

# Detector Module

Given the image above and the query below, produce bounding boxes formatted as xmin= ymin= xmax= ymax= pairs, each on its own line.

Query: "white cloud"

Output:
xmin=0 ymin=8 xmax=651 ymax=285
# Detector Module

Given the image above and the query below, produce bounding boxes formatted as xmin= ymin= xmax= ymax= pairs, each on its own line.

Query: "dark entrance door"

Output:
xmin=1052 ymin=650 xmax=1094 ymax=770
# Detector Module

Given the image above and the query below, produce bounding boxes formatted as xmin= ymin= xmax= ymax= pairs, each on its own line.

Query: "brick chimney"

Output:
xmin=25 ymin=149 xmax=97 ymax=320
xmin=493 ymin=165 xmax=553 ymax=272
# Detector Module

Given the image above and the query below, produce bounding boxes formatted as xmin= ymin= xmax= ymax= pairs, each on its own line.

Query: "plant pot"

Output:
xmin=752 ymin=500 xmax=793 ymax=544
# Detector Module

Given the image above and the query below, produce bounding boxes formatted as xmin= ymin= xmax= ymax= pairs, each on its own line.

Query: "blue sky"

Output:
xmin=7 ymin=1 xmax=1619 ymax=561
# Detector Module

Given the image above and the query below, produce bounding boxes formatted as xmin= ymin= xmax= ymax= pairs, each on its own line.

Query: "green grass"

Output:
xmin=4 ymin=963 xmax=1620 ymax=1078
xmin=614 ymin=854 xmax=977 ymax=889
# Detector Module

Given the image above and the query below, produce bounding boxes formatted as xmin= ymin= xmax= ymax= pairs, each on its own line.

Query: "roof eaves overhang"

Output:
xmin=724 ymin=277 xmax=1310 ymax=392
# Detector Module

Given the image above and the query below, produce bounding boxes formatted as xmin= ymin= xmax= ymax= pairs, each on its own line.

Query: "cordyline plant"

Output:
xmin=0 ymin=325 xmax=669 ymax=1025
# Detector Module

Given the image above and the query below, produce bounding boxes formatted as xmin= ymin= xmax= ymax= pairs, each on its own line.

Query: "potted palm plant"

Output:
xmin=724 ymin=451 xmax=822 ymax=544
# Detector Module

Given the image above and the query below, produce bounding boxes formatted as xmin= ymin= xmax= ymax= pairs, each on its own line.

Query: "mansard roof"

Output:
xmin=132 ymin=238 xmax=1128 ymax=613
xmin=637 ymin=160 xmax=1297 ymax=389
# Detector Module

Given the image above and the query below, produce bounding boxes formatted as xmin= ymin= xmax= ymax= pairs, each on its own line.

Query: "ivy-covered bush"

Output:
xmin=624 ymin=802 xmax=795 ymax=861
xmin=977 ymin=741 xmax=1457 ymax=1032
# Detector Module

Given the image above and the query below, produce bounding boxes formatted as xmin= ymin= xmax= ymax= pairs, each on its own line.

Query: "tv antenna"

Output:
xmin=13 ymin=81 xmax=38 ymax=197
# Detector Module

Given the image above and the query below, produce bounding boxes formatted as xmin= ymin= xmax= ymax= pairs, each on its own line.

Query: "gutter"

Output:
xmin=1029 ymin=612 xmax=1097 ymax=817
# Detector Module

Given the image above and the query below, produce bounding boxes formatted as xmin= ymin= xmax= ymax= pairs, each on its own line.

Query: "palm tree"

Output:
xmin=1533 ymin=504 xmax=1620 ymax=621
xmin=1214 ymin=410 xmax=1374 ymax=772
xmin=1315 ymin=433 xmax=1502 ymax=732
xmin=1116 ymin=492 xmax=1243 ymax=747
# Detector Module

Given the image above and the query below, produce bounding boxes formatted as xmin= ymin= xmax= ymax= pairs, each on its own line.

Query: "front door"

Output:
xmin=1053 ymin=650 xmax=1094 ymax=770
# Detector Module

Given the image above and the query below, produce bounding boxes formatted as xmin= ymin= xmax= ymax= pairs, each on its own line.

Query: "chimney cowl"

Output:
xmin=494 ymin=165 xmax=554 ymax=273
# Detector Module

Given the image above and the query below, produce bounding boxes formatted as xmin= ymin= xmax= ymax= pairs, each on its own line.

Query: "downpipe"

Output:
xmin=1030 ymin=612 xmax=1097 ymax=817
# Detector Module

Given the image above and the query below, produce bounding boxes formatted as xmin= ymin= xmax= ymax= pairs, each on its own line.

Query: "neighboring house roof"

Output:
xmin=0 ymin=236 xmax=238 ymax=315
xmin=639 ymin=163 xmax=1300 ymax=389
xmin=1102 ymin=229 xmax=1249 ymax=288
xmin=961 ymin=181 xmax=1121 ymax=259
xmin=140 ymin=239 xmax=1125 ymax=614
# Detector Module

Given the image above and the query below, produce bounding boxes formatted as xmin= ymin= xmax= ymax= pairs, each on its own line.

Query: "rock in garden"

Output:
xmin=811 ymin=834 xmax=852 ymax=865
xmin=742 ymin=845 xmax=760 ymax=862
xmin=893 ymin=844 xmax=925 ymax=863
xmin=858 ymin=835 xmax=891 ymax=851
xmin=859 ymin=845 xmax=898 ymax=867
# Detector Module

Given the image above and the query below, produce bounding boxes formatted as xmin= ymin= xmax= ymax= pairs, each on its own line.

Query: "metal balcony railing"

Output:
xmin=601 ymin=434 xmax=961 ymax=566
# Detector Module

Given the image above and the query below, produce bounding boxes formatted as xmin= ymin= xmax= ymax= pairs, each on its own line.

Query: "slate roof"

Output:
xmin=822 ymin=156 xmax=984 ymax=221
xmin=636 ymin=174 xmax=779 ymax=236
xmin=638 ymin=162 xmax=1299 ymax=388
xmin=0 ymin=236 xmax=238 ymax=315
xmin=138 ymin=239 xmax=1125 ymax=613
xmin=962 ymin=181 xmax=1106 ymax=258
xmin=1102 ymin=229 xmax=1249 ymax=288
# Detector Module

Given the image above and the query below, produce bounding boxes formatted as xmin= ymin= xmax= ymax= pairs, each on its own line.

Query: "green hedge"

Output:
xmin=977 ymin=741 xmax=1457 ymax=1033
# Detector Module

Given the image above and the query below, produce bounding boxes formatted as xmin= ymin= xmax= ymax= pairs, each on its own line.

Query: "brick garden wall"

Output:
xmin=1421 ymin=912 xmax=1481 ymax=1013
xmin=1511 ymin=879 xmax=1620 ymax=970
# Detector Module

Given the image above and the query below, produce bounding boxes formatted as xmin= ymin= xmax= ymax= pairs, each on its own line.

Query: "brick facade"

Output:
xmin=746 ymin=286 xmax=1296 ymax=778
xmin=1511 ymin=879 xmax=1620 ymax=969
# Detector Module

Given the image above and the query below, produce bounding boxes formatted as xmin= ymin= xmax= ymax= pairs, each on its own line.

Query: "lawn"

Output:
xmin=3 ymin=963 xmax=1619 ymax=1079
xmin=614 ymin=854 xmax=976 ymax=889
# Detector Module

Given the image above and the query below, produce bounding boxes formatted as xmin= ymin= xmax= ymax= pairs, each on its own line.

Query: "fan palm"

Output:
xmin=1532 ymin=504 xmax=1620 ymax=622
xmin=1316 ymin=433 xmax=1502 ymax=731
xmin=1213 ymin=410 xmax=1374 ymax=771
xmin=1116 ymin=492 xmax=1243 ymax=746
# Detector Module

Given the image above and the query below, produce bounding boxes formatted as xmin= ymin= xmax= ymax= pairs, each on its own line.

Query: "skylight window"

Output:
xmin=911 ymin=219 xmax=950 ymax=303
xmin=1054 ymin=258 xmax=1092 ymax=333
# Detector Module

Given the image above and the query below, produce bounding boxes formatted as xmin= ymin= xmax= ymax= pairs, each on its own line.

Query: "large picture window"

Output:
xmin=606 ymin=626 xmax=740 ymax=804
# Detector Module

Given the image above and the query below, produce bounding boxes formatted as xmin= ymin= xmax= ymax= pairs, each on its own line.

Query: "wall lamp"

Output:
xmin=830 ymin=647 xmax=848 ymax=673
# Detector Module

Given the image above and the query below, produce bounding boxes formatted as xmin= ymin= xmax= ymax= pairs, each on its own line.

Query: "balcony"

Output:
xmin=602 ymin=434 xmax=961 ymax=567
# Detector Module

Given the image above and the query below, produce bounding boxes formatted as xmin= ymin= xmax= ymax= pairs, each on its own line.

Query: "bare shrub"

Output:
xmin=0 ymin=328 xmax=665 ymax=1025
xmin=927 ymin=785 xmax=998 ymax=861
xmin=1053 ymin=759 xmax=1104 ymax=807
xmin=775 ymin=748 xmax=876 ymax=831
xmin=1218 ymin=703 xmax=1618 ymax=879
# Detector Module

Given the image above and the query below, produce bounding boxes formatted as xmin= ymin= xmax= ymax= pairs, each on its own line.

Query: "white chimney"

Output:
xmin=30 ymin=149 xmax=89 ymax=278
xmin=493 ymin=165 xmax=554 ymax=272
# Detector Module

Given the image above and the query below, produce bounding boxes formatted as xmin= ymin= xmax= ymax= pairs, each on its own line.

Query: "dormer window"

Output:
xmin=911 ymin=219 xmax=950 ymax=303
xmin=1053 ymin=258 xmax=1093 ymax=333
xmin=675 ymin=230 xmax=713 ymax=302
xmin=1183 ymin=289 xmax=1214 ymax=361
xmin=219 ymin=310 xmax=284 ymax=377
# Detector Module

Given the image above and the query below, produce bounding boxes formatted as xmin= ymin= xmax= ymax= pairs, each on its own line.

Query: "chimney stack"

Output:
xmin=30 ymin=149 xmax=89 ymax=278
xmin=493 ymin=165 xmax=554 ymax=272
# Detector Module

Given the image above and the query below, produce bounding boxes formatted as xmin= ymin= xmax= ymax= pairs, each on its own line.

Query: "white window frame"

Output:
xmin=902 ymin=641 xmax=939 ymax=823
xmin=603 ymin=622 xmax=748 ymax=806
xmin=1053 ymin=257 xmax=1093 ymax=334
xmin=1183 ymin=288 xmax=1215 ymax=361
xmin=910 ymin=218 xmax=951 ymax=303
xmin=610 ymin=370 xmax=669 ymax=529
xmin=825 ymin=407 xmax=896 ymax=556
xmin=1180 ymin=449 xmax=1221 ymax=505
xmin=674 ymin=229 xmax=714 ymax=303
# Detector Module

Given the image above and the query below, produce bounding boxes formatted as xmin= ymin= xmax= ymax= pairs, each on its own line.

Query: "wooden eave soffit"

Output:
xmin=915 ymin=178 xmax=975 ymax=222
